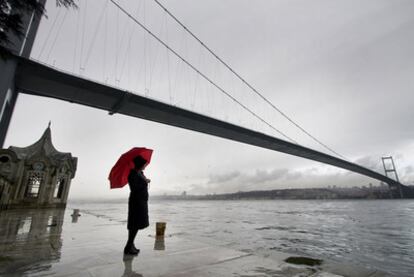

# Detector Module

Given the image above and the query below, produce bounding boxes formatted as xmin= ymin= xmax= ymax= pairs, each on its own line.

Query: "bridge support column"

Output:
xmin=0 ymin=59 xmax=19 ymax=148
xmin=382 ymin=156 xmax=403 ymax=198
xmin=0 ymin=0 xmax=46 ymax=147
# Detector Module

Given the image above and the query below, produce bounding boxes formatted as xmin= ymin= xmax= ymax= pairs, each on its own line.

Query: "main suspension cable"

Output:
xmin=152 ymin=0 xmax=347 ymax=160
xmin=109 ymin=0 xmax=297 ymax=143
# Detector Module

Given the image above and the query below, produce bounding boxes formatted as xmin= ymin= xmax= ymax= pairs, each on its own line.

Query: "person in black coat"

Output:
xmin=124 ymin=156 xmax=150 ymax=255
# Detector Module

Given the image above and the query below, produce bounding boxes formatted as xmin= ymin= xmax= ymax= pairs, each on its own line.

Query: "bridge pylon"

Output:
xmin=381 ymin=156 xmax=403 ymax=198
xmin=0 ymin=0 xmax=46 ymax=147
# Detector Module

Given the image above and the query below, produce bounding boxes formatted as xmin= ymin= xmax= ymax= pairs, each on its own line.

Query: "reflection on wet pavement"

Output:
xmin=0 ymin=209 xmax=64 ymax=275
xmin=71 ymin=209 xmax=81 ymax=223
xmin=153 ymin=236 xmax=165 ymax=251
xmin=122 ymin=255 xmax=144 ymax=277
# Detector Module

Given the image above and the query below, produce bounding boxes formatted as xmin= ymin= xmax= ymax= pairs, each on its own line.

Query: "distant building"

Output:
xmin=0 ymin=126 xmax=77 ymax=210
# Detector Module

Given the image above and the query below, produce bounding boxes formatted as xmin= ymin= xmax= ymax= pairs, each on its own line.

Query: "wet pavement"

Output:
xmin=0 ymin=208 xmax=386 ymax=276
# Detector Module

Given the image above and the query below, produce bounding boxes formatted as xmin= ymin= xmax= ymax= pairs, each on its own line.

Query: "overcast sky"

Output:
xmin=4 ymin=0 xmax=414 ymax=199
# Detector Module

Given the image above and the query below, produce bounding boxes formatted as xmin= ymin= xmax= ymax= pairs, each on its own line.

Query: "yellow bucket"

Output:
xmin=156 ymin=222 xmax=166 ymax=237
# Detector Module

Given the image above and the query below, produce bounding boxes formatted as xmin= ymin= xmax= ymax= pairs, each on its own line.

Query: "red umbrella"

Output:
xmin=108 ymin=147 xmax=153 ymax=189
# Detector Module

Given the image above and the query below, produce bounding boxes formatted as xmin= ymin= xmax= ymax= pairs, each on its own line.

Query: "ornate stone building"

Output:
xmin=0 ymin=126 xmax=77 ymax=210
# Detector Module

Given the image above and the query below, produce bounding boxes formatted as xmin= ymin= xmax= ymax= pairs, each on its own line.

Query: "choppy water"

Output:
xmin=70 ymin=199 xmax=414 ymax=276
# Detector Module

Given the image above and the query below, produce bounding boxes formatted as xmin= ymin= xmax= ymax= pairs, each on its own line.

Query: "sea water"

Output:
xmin=69 ymin=199 xmax=414 ymax=276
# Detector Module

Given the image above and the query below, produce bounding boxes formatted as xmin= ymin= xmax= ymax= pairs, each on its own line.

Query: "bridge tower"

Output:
xmin=381 ymin=156 xmax=403 ymax=198
xmin=0 ymin=0 xmax=47 ymax=147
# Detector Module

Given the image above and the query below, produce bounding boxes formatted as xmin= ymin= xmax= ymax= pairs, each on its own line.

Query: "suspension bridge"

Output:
xmin=1 ymin=0 xmax=412 ymax=198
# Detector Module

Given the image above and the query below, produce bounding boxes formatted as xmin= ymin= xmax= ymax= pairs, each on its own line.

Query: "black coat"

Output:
xmin=127 ymin=169 xmax=149 ymax=230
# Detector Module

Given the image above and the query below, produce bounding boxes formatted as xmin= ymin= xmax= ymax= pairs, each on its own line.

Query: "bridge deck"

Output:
xmin=14 ymin=57 xmax=406 ymax=190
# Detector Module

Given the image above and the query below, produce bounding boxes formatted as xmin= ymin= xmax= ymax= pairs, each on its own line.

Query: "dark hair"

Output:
xmin=133 ymin=156 xmax=147 ymax=170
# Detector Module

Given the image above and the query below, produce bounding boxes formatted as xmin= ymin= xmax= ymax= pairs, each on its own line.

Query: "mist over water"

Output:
xmin=70 ymin=199 xmax=414 ymax=276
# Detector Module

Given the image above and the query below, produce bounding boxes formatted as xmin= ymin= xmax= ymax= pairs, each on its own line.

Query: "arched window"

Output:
xmin=25 ymin=171 xmax=44 ymax=198
xmin=54 ymin=177 xmax=65 ymax=199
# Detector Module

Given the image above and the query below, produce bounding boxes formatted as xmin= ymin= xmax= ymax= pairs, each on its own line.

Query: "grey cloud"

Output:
xmin=208 ymin=171 xmax=240 ymax=184
xmin=286 ymin=171 xmax=303 ymax=180
xmin=401 ymin=166 xmax=414 ymax=184
xmin=354 ymin=156 xmax=383 ymax=171
xmin=187 ymin=164 xmax=385 ymax=195
xmin=189 ymin=168 xmax=292 ymax=194
xmin=404 ymin=166 xmax=414 ymax=174
xmin=207 ymin=168 xmax=289 ymax=186
xmin=250 ymin=168 xmax=289 ymax=184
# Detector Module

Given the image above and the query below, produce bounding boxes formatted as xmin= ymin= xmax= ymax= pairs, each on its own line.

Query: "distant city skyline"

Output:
xmin=5 ymin=0 xmax=414 ymax=199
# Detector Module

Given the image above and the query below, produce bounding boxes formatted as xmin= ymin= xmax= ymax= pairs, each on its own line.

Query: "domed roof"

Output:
xmin=8 ymin=124 xmax=77 ymax=176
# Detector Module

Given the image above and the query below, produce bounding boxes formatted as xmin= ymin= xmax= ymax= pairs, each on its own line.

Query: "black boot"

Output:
xmin=124 ymin=244 xmax=138 ymax=255
xmin=132 ymin=244 xmax=140 ymax=253
xmin=125 ymin=229 xmax=139 ymax=255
